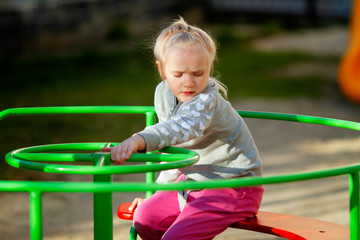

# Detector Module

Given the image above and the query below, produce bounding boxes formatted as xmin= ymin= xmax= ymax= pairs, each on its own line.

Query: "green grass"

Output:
xmin=0 ymin=40 xmax=336 ymax=178
xmin=217 ymin=46 xmax=330 ymax=99
xmin=1 ymin=49 xmax=157 ymax=107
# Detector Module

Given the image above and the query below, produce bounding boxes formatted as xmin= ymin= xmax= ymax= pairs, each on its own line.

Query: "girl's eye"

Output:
xmin=174 ymin=73 xmax=183 ymax=77
xmin=194 ymin=72 xmax=203 ymax=77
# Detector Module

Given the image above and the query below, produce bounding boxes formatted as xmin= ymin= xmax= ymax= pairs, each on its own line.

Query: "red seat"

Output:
xmin=117 ymin=202 xmax=349 ymax=240
xmin=117 ymin=202 xmax=134 ymax=220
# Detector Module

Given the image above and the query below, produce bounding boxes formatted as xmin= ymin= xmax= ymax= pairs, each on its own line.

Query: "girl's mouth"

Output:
xmin=182 ymin=91 xmax=195 ymax=96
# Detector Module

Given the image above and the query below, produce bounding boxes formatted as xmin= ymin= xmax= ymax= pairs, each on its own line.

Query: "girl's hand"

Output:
xmin=101 ymin=134 xmax=146 ymax=165
xmin=129 ymin=198 xmax=145 ymax=212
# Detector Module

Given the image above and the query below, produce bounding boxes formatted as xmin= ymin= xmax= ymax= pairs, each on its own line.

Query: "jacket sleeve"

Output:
xmin=137 ymin=92 xmax=217 ymax=152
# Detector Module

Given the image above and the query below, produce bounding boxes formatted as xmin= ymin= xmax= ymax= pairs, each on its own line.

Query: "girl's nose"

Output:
xmin=183 ymin=75 xmax=195 ymax=88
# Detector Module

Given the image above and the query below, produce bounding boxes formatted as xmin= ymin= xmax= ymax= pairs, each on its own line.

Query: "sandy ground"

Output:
xmin=1 ymin=26 xmax=359 ymax=240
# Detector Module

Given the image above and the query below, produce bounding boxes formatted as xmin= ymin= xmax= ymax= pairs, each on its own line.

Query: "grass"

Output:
xmin=0 ymin=35 xmax=337 ymax=178
xmin=217 ymin=47 xmax=329 ymax=98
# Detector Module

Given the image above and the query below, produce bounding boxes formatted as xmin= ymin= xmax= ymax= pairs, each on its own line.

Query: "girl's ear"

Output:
xmin=156 ymin=61 xmax=165 ymax=79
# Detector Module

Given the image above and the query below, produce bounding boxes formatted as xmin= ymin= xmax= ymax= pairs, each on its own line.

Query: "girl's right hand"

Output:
xmin=129 ymin=198 xmax=145 ymax=212
xmin=101 ymin=134 xmax=146 ymax=165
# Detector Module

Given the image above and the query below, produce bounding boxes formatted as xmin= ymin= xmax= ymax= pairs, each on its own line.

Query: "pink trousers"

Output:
xmin=133 ymin=178 xmax=264 ymax=240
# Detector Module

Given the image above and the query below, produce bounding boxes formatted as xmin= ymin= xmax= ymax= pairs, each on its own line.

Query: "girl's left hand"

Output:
xmin=129 ymin=198 xmax=145 ymax=212
xmin=101 ymin=134 xmax=146 ymax=165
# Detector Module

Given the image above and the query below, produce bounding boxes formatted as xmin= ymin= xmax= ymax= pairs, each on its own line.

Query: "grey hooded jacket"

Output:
xmin=137 ymin=79 xmax=262 ymax=183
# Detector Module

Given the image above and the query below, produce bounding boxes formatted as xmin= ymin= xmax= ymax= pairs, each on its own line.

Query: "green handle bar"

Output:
xmin=6 ymin=143 xmax=199 ymax=174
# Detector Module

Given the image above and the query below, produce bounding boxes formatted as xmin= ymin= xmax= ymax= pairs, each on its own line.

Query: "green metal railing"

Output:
xmin=0 ymin=106 xmax=359 ymax=240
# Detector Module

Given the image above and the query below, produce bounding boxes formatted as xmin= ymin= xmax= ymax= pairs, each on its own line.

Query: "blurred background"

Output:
xmin=1 ymin=1 xmax=360 ymax=239
xmin=0 ymin=0 xmax=354 ymax=179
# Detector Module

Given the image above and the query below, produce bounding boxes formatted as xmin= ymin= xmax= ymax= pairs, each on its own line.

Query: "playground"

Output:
xmin=0 ymin=23 xmax=359 ymax=239
xmin=1 ymin=0 xmax=360 ymax=238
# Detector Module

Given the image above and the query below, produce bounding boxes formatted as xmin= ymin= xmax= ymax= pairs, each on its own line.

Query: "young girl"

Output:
xmin=102 ymin=17 xmax=263 ymax=240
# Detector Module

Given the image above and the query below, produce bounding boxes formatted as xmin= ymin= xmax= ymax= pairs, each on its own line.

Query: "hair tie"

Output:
xmin=184 ymin=29 xmax=188 ymax=33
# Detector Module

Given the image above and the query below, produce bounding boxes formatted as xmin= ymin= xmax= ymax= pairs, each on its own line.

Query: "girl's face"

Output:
xmin=157 ymin=43 xmax=211 ymax=103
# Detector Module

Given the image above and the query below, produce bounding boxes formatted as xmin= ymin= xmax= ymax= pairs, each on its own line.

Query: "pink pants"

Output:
xmin=133 ymin=178 xmax=264 ymax=240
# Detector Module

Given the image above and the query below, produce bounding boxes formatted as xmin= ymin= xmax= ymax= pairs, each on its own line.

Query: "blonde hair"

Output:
xmin=154 ymin=17 xmax=228 ymax=98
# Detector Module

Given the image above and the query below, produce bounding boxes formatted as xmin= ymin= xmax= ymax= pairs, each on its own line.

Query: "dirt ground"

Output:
xmin=1 ymin=26 xmax=359 ymax=240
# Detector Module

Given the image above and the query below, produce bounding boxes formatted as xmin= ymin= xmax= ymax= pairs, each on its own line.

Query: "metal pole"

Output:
xmin=93 ymin=153 xmax=113 ymax=240
xmin=29 ymin=191 xmax=43 ymax=240
xmin=145 ymin=111 xmax=156 ymax=198
xmin=128 ymin=225 xmax=138 ymax=240
xmin=349 ymin=171 xmax=360 ymax=240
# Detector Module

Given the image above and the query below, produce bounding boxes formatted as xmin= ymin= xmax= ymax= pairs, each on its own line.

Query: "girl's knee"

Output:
xmin=133 ymin=204 xmax=154 ymax=239
xmin=133 ymin=201 xmax=150 ymax=226
xmin=133 ymin=202 xmax=171 ymax=240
